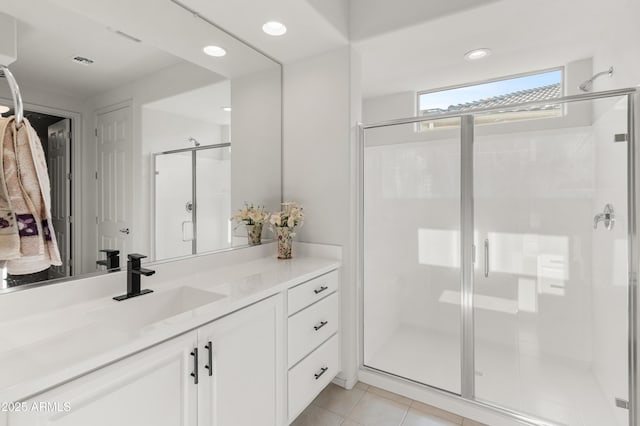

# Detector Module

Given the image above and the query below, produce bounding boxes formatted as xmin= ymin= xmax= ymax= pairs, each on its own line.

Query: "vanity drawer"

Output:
xmin=288 ymin=334 xmax=339 ymax=422
xmin=288 ymin=292 xmax=339 ymax=367
xmin=288 ymin=270 xmax=339 ymax=315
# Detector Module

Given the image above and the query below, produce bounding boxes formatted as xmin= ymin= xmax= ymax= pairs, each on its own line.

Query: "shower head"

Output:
xmin=188 ymin=137 xmax=201 ymax=147
xmin=578 ymin=66 xmax=613 ymax=92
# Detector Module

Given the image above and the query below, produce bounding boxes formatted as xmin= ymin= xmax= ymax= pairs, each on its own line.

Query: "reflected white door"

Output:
xmin=47 ymin=118 xmax=71 ymax=278
xmin=96 ymin=105 xmax=132 ymax=258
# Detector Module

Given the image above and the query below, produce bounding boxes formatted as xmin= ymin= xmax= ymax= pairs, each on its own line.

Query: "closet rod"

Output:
xmin=0 ymin=65 xmax=24 ymax=125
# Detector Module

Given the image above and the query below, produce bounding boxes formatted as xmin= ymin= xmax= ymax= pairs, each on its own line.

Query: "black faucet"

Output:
xmin=113 ymin=253 xmax=156 ymax=301
xmin=96 ymin=249 xmax=120 ymax=271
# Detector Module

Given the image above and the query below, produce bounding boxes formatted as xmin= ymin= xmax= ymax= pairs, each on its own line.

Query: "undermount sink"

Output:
xmin=91 ymin=286 xmax=225 ymax=333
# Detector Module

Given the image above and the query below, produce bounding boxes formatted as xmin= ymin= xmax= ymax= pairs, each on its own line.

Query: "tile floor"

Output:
xmin=292 ymin=382 xmax=488 ymax=426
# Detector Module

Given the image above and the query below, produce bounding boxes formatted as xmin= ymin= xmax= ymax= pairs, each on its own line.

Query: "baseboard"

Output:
xmin=332 ymin=372 xmax=358 ymax=390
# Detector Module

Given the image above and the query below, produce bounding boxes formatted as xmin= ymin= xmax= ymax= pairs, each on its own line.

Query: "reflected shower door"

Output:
xmin=195 ymin=146 xmax=231 ymax=253
xmin=155 ymin=151 xmax=193 ymax=259
xmin=363 ymin=118 xmax=462 ymax=394
xmin=473 ymin=96 xmax=629 ymax=426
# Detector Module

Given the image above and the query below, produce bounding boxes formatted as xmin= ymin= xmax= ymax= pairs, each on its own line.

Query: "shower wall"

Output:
xmin=364 ymin=126 xmax=597 ymax=362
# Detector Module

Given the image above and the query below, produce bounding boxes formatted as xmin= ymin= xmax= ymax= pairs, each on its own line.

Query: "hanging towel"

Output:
xmin=0 ymin=116 xmax=61 ymax=274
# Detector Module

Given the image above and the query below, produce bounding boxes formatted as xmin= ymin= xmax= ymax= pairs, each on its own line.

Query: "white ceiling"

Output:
xmin=1 ymin=0 xmax=630 ymax=102
xmin=144 ymin=80 xmax=231 ymax=126
xmin=178 ymin=0 xmax=349 ymax=64
xmin=349 ymin=0 xmax=498 ymax=41
xmin=353 ymin=0 xmax=623 ymax=98
xmin=0 ymin=0 xmax=182 ymax=99
xmin=49 ymin=0 xmax=279 ymax=77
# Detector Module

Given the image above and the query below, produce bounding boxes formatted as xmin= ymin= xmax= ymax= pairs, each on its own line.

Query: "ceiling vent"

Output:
xmin=72 ymin=56 xmax=95 ymax=66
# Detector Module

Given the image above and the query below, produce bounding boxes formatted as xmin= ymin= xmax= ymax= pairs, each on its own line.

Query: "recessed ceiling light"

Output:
xmin=464 ymin=48 xmax=491 ymax=61
xmin=203 ymin=45 xmax=226 ymax=57
xmin=262 ymin=21 xmax=287 ymax=36
xmin=72 ymin=56 xmax=95 ymax=65
xmin=0 ymin=105 xmax=9 ymax=114
xmin=221 ymin=106 xmax=232 ymax=112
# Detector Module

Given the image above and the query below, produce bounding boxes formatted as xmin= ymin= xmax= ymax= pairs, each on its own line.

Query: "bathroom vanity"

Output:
xmin=0 ymin=243 xmax=341 ymax=426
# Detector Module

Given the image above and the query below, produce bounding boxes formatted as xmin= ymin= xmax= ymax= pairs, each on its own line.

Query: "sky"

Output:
xmin=419 ymin=70 xmax=562 ymax=111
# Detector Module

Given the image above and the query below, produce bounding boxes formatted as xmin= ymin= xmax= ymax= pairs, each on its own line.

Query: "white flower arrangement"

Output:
xmin=269 ymin=202 xmax=304 ymax=230
xmin=231 ymin=203 xmax=270 ymax=227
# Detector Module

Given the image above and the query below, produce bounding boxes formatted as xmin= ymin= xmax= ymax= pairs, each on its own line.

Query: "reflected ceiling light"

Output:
xmin=221 ymin=106 xmax=232 ymax=112
xmin=203 ymin=45 xmax=226 ymax=57
xmin=464 ymin=48 xmax=491 ymax=61
xmin=0 ymin=105 xmax=9 ymax=114
xmin=262 ymin=21 xmax=287 ymax=36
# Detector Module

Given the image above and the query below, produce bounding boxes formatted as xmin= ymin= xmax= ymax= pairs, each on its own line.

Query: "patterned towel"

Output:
xmin=0 ymin=116 xmax=62 ymax=274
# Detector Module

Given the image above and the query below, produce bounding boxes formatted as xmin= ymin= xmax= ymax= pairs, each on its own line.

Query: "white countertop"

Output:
xmin=0 ymin=244 xmax=340 ymax=403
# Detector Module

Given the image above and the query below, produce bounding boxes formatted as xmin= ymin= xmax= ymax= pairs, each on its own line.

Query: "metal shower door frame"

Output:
xmin=151 ymin=143 xmax=231 ymax=259
xmin=358 ymin=88 xmax=640 ymax=426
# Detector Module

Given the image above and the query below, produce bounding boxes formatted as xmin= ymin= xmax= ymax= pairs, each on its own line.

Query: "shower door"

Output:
xmin=473 ymin=96 xmax=631 ymax=426
xmin=154 ymin=144 xmax=231 ymax=261
xmin=362 ymin=117 xmax=463 ymax=394
xmin=361 ymin=90 xmax=639 ymax=426
xmin=155 ymin=151 xmax=193 ymax=260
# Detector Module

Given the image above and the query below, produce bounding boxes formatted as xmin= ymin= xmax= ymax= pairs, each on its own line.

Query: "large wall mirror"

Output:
xmin=0 ymin=0 xmax=282 ymax=291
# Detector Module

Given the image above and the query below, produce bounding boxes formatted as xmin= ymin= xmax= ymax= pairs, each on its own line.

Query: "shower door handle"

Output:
xmin=484 ymin=239 xmax=490 ymax=278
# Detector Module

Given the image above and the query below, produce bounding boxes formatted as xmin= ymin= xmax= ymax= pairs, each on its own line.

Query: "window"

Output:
xmin=417 ymin=69 xmax=563 ymax=129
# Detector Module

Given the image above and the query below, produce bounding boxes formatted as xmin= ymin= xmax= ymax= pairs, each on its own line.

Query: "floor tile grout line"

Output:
xmin=342 ymin=386 xmax=368 ymax=420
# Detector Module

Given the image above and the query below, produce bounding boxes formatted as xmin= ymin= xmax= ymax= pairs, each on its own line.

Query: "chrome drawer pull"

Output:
xmin=314 ymin=366 xmax=329 ymax=380
xmin=314 ymin=285 xmax=328 ymax=295
xmin=313 ymin=320 xmax=328 ymax=331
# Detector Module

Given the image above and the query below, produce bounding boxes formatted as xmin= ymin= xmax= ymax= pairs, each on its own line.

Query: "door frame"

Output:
xmin=356 ymin=88 xmax=640 ymax=426
xmin=0 ymin=97 xmax=82 ymax=276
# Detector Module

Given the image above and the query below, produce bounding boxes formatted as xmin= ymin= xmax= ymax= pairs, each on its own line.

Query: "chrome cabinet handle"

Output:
xmin=484 ymin=239 xmax=489 ymax=278
xmin=204 ymin=341 xmax=213 ymax=376
xmin=314 ymin=366 xmax=328 ymax=380
xmin=314 ymin=285 xmax=328 ymax=295
xmin=190 ymin=348 xmax=198 ymax=384
xmin=313 ymin=320 xmax=328 ymax=331
xmin=119 ymin=228 xmax=130 ymax=235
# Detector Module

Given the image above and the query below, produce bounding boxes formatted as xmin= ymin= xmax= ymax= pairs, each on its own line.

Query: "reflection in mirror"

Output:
xmin=0 ymin=0 xmax=281 ymax=291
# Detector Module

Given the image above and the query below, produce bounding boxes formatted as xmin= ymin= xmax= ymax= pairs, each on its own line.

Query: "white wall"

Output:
xmin=283 ymin=46 xmax=361 ymax=387
xmin=142 ymin=108 xmax=222 ymax=153
xmin=230 ymin=65 xmax=282 ymax=237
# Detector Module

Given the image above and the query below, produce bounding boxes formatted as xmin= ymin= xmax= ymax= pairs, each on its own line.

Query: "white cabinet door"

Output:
xmin=8 ymin=332 xmax=198 ymax=426
xmin=198 ymin=296 xmax=284 ymax=426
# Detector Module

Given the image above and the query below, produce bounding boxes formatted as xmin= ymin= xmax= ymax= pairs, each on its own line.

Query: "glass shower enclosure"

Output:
xmin=360 ymin=89 xmax=640 ymax=426
xmin=153 ymin=143 xmax=231 ymax=260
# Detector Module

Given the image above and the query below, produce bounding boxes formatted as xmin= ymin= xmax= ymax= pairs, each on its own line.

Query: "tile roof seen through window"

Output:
xmin=423 ymin=83 xmax=561 ymax=114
